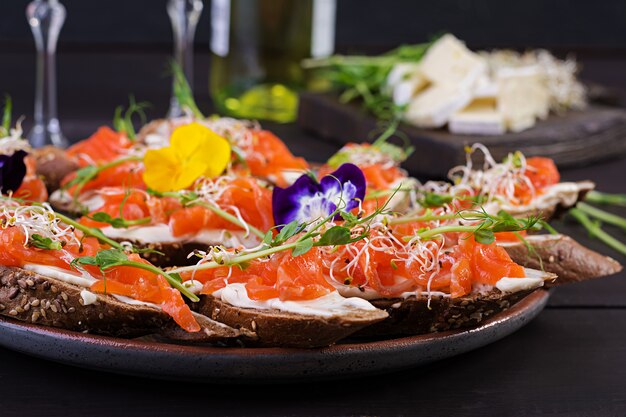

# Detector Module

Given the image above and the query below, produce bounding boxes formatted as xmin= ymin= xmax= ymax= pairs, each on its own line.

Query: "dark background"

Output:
xmin=2 ymin=0 xmax=626 ymax=49
xmin=1 ymin=0 xmax=626 ymax=137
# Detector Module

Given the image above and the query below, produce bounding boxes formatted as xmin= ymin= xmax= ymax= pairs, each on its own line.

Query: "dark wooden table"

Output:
xmin=0 ymin=50 xmax=625 ymax=417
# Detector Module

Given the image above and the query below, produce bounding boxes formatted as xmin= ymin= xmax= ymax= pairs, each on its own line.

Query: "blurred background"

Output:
xmin=0 ymin=0 xmax=625 ymax=137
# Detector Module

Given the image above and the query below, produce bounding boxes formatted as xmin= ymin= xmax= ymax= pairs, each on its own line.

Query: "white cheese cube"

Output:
xmin=449 ymin=98 xmax=505 ymax=135
xmin=420 ymin=34 xmax=487 ymax=90
xmin=386 ymin=62 xmax=422 ymax=87
xmin=508 ymin=115 xmax=536 ymax=133
xmin=473 ymin=75 xmax=498 ymax=99
xmin=404 ymin=84 xmax=473 ymax=128
xmin=497 ymin=65 xmax=550 ymax=131
xmin=392 ymin=73 xmax=428 ymax=106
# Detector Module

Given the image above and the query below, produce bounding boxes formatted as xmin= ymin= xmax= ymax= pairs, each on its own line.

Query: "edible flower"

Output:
xmin=0 ymin=150 xmax=27 ymax=194
xmin=143 ymin=122 xmax=231 ymax=192
xmin=272 ymin=163 xmax=366 ymax=227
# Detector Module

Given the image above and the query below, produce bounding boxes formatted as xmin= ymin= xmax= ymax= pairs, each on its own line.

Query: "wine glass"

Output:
xmin=167 ymin=0 xmax=204 ymax=118
xmin=26 ymin=0 xmax=68 ymax=148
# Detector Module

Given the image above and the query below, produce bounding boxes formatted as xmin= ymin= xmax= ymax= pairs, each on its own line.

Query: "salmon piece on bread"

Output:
xmin=0 ymin=265 xmax=242 ymax=342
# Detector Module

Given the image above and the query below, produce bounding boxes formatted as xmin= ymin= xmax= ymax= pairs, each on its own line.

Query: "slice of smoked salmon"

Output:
xmin=0 ymin=227 xmax=101 ymax=271
xmin=91 ymin=253 xmax=200 ymax=332
xmin=243 ymin=130 xmax=308 ymax=186
xmin=525 ymin=157 xmax=560 ymax=189
xmin=66 ymin=126 xmax=133 ymax=167
xmin=275 ymin=248 xmax=335 ymax=301
xmin=61 ymin=161 xmax=146 ymax=197
xmin=457 ymin=234 xmax=525 ymax=286
xmin=13 ymin=156 xmax=48 ymax=202
xmin=169 ymin=177 xmax=273 ymax=237
xmin=514 ymin=157 xmax=560 ymax=204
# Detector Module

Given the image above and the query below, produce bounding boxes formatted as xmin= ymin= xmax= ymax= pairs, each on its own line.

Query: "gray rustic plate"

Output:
xmin=0 ymin=290 xmax=549 ymax=383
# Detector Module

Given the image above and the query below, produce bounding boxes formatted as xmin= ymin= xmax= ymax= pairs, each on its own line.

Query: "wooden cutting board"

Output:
xmin=297 ymin=92 xmax=626 ymax=179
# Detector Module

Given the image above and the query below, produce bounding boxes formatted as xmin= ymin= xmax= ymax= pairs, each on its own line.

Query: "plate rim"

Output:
xmin=0 ymin=290 xmax=550 ymax=382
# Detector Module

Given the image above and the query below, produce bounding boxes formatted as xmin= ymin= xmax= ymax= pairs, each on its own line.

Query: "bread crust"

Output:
xmin=194 ymin=295 xmax=388 ymax=348
xmin=0 ymin=265 xmax=241 ymax=342
xmin=355 ymin=289 xmax=535 ymax=337
xmin=502 ymin=234 xmax=622 ymax=286
xmin=130 ymin=241 xmax=208 ymax=267
xmin=32 ymin=146 xmax=79 ymax=192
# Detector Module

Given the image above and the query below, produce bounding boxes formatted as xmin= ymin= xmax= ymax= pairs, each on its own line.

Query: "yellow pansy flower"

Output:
xmin=143 ymin=122 xmax=231 ymax=192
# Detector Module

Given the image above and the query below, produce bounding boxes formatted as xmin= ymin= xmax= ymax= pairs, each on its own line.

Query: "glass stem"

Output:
xmin=26 ymin=0 xmax=67 ymax=148
xmin=167 ymin=0 xmax=204 ymax=118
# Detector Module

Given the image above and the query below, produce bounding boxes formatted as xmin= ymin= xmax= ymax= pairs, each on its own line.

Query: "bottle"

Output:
xmin=210 ymin=0 xmax=336 ymax=123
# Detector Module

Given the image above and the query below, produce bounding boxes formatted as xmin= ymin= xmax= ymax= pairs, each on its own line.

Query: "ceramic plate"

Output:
xmin=0 ymin=290 xmax=549 ymax=383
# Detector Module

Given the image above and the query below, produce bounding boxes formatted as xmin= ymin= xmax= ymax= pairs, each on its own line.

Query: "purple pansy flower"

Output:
xmin=0 ymin=150 xmax=27 ymax=194
xmin=272 ymin=163 xmax=366 ymax=227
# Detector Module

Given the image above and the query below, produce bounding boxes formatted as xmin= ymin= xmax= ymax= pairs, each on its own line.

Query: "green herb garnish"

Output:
xmin=87 ymin=212 xmax=151 ymax=229
xmin=112 ymin=96 xmax=150 ymax=141
xmin=303 ymin=41 xmax=434 ymax=120
xmin=29 ymin=234 xmax=63 ymax=250
xmin=171 ymin=61 xmax=204 ymax=119
xmin=1 ymin=95 xmax=12 ymax=137
xmin=400 ymin=209 xmax=542 ymax=245
xmin=569 ymin=207 xmax=626 ymax=256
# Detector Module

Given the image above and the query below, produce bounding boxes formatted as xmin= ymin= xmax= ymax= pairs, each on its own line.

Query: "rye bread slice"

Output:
xmin=355 ymin=288 xmax=536 ymax=338
xmin=501 ymin=234 xmax=623 ymax=286
xmin=32 ymin=146 xmax=79 ymax=192
xmin=127 ymin=241 xmax=208 ymax=267
xmin=194 ymin=295 xmax=388 ymax=348
xmin=354 ymin=267 xmax=556 ymax=338
xmin=0 ymin=265 xmax=241 ymax=342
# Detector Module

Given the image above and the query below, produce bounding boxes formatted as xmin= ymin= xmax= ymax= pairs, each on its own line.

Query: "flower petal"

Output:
xmin=271 ymin=164 xmax=367 ymax=227
xmin=272 ymin=174 xmax=320 ymax=226
xmin=319 ymin=163 xmax=366 ymax=213
xmin=0 ymin=150 xmax=27 ymax=194
xmin=200 ymin=132 xmax=231 ymax=178
xmin=171 ymin=122 xmax=231 ymax=179
xmin=143 ymin=147 xmax=182 ymax=192
xmin=170 ymin=122 xmax=211 ymax=158
xmin=144 ymin=122 xmax=233 ymax=192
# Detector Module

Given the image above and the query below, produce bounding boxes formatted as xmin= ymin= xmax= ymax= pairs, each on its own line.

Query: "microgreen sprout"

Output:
xmin=400 ymin=209 xmax=542 ymax=245
xmin=569 ymin=208 xmax=626 ymax=257
xmin=1 ymin=95 xmax=12 ymax=137
xmin=112 ymin=96 xmax=150 ymax=141
xmin=171 ymin=61 xmax=203 ymax=119
xmin=302 ymin=41 xmax=433 ymax=120
xmin=584 ymin=191 xmax=626 ymax=208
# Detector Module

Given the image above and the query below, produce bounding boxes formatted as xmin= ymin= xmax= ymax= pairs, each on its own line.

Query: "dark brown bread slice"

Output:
xmin=501 ymin=234 xmax=623 ymax=286
xmin=129 ymin=241 xmax=208 ymax=267
xmin=32 ymin=146 xmax=79 ymax=192
xmin=48 ymin=189 xmax=83 ymax=215
xmin=0 ymin=265 xmax=241 ymax=342
xmin=194 ymin=295 xmax=388 ymax=348
xmin=355 ymin=289 xmax=535 ymax=338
